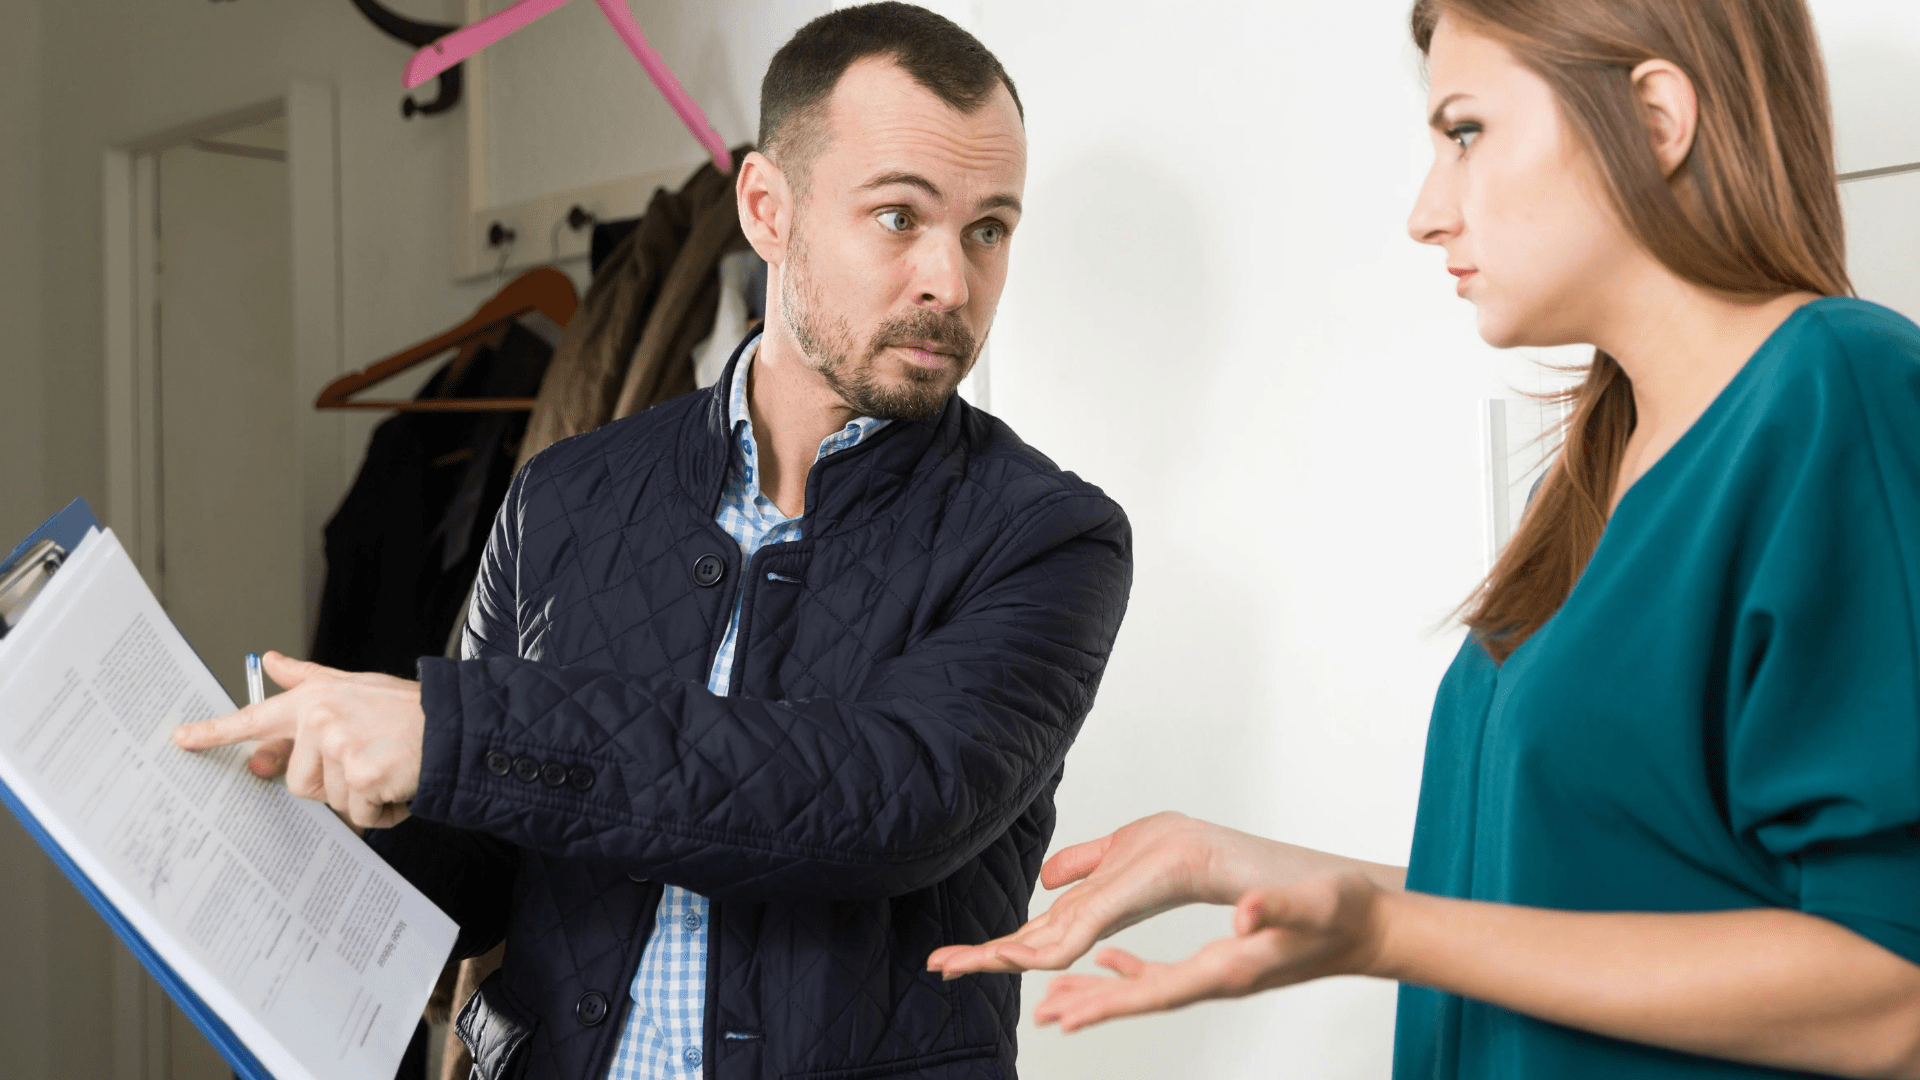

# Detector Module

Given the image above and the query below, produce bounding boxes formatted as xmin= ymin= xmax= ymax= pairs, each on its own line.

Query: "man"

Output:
xmin=174 ymin=4 xmax=1132 ymax=1078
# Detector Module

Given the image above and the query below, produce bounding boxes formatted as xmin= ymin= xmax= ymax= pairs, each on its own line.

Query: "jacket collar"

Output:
xmin=679 ymin=330 xmax=960 ymax=529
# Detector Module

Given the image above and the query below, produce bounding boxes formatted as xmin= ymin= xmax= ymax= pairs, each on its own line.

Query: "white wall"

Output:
xmin=1 ymin=1 xmax=1918 ymax=1078
xmin=985 ymin=5 xmax=1508 ymax=1076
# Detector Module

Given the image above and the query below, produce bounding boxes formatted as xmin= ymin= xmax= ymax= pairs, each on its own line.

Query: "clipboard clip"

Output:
xmin=0 ymin=539 xmax=67 ymax=639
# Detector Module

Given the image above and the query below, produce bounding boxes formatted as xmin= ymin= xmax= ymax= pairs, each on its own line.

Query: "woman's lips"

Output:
xmin=1450 ymin=267 xmax=1477 ymax=295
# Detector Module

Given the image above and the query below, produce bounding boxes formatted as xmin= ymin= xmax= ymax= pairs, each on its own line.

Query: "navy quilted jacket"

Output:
xmin=368 ymin=345 xmax=1133 ymax=1080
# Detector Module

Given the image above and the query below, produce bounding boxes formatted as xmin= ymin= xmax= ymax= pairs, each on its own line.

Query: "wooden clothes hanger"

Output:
xmin=400 ymin=0 xmax=731 ymax=174
xmin=315 ymin=267 xmax=578 ymax=412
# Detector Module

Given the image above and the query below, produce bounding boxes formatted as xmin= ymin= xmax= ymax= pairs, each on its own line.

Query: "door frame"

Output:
xmin=99 ymin=87 xmax=343 ymax=1077
xmin=101 ymin=83 xmax=344 ymax=636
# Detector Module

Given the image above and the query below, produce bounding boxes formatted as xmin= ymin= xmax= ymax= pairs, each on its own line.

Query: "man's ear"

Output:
xmin=1630 ymin=58 xmax=1698 ymax=178
xmin=737 ymin=151 xmax=793 ymax=266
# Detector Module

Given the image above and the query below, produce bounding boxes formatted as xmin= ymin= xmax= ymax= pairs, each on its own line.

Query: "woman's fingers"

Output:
xmin=1094 ymin=947 xmax=1147 ymax=977
xmin=1040 ymin=834 xmax=1114 ymax=889
xmin=930 ymin=909 xmax=1077 ymax=976
xmin=1035 ymin=933 xmax=1296 ymax=1032
xmin=931 ymin=886 xmax=1128 ymax=977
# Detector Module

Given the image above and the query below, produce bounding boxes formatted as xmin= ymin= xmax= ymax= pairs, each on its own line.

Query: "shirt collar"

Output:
xmin=727 ymin=335 xmax=890 ymax=495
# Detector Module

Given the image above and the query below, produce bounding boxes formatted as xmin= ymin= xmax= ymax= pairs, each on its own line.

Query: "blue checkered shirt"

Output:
xmin=603 ymin=338 xmax=887 ymax=1079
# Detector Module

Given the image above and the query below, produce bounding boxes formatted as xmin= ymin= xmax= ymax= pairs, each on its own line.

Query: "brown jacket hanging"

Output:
xmin=515 ymin=145 xmax=753 ymax=471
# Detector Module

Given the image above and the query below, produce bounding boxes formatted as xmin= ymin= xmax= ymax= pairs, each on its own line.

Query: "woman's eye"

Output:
xmin=969 ymin=223 xmax=1004 ymax=246
xmin=1447 ymin=122 xmax=1482 ymax=151
xmin=878 ymin=210 xmax=913 ymax=233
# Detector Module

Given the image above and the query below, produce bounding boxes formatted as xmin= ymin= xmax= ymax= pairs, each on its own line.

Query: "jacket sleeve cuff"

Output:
xmin=413 ymin=656 xmax=468 ymax=823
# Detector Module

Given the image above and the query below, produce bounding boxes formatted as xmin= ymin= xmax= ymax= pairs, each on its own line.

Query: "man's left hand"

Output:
xmin=172 ymin=650 xmax=424 ymax=829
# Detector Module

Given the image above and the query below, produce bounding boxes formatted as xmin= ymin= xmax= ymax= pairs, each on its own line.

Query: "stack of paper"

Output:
xmin=0 ymin=518 xmax=456 ymax=1080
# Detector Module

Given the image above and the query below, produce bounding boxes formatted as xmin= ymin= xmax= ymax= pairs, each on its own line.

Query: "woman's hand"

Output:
xmin=927 ymin=812 xmax=1403 ymax=980
xmin=927 ymin=813 xmax=1237 ymax=978
xmin=1033 ymin=872 xmax=1390 ymax=1032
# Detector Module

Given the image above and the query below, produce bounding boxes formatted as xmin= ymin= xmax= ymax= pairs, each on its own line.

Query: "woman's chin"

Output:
xmin=1474 ymin=306 xmax=1572 ymax=352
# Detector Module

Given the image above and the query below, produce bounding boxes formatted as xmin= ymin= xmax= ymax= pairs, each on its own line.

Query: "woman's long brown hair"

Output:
xmin=1413 ymin=0 xmax=1853 ymax=661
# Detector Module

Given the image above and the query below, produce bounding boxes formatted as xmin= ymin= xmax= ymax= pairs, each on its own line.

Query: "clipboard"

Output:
xmin=0 ymin=498 xmax=274 ymax=1080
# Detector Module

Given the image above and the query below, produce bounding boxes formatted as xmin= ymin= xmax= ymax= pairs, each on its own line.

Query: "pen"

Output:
xmin=245 ymin=653 xmax=264 ymax=707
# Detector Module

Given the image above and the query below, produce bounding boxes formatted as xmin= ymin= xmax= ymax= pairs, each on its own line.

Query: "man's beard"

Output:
xmin=779 ymin=229 xmax=979 ymax=421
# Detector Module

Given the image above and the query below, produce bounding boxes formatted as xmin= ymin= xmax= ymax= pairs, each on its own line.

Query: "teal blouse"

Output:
xmin=1396 ymin=298 xmax=1920 ymax=1080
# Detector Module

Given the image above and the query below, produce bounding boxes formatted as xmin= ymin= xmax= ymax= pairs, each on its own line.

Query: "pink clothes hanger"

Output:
xmin=403 ymin=0 xmax=732 ymax=173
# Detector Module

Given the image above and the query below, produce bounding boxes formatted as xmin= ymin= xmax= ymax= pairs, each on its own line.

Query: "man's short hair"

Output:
xmin=758 ymin=2 xmax=1022 ymax=190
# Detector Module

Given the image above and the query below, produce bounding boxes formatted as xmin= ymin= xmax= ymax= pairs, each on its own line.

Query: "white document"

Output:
xmin=0 ymin=527 xmax=458 ymax=1080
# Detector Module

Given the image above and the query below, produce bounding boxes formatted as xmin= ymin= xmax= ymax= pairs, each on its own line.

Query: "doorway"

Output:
xmin=154 ymin=116 xmax=305 ymax=707
xmin=96 ymin=89 xmax=347 ymax=1080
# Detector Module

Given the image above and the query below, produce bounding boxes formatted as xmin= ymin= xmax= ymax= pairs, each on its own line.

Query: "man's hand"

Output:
xmin=171 ymin=650 xmax=425 ymax=829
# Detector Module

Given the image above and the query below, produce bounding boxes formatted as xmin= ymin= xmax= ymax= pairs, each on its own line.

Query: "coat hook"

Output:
xmin=566 ymin=205 xmax=597 ymax=231
xmin=350 ymin=0 xmax=464 ymax=119
xmin=487 ymin=221 xmax=517 ymax=248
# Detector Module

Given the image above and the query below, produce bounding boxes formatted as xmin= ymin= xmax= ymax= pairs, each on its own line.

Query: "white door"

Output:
xmin=150 ymin=117 xmax=304 ymax=1080
xmin=154 ymin=119 xmax=305 ymax=708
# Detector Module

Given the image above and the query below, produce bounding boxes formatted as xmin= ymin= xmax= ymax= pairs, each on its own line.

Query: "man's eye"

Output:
xmin=878 ymin=210 xmax=913 ymax=232
xmin=1447 ymin=122 xmax=1482 ymax=151
xmin=969 ymin=223 xmax=1004 ymax=246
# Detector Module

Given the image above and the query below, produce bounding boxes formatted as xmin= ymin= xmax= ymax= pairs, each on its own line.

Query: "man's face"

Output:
xmin=778 ymin=58 xmax=1026 ymax=420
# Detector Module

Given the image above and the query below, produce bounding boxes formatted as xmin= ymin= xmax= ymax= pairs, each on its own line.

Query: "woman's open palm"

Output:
xmin=928 ymin=812 xmax=1228 ymax=978
xmin=1033 ymin=872 xmax=1389 ymax=1032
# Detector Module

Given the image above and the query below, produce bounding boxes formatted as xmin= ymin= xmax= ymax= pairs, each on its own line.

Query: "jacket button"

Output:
xmin=627 ymin=872 xmax=648 ymax=883
xmin=512 ymin=756 xmax=540 ymax=783
xmin=576 ymin=990 xmax=608 ymax=1026
xmin=692 ymin=553 xmax=725 ymax=587
xmin=485 ymin=751 xmax=511 ymax=776
xmin=568 ymin=765 xmax=595 ymax=791
xmin=540 ymin=761 xmax=568 ymax=788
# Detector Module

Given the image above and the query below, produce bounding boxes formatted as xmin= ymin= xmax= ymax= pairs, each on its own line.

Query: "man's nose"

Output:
xmin=911 ymin=233 xmax=970 ymax=311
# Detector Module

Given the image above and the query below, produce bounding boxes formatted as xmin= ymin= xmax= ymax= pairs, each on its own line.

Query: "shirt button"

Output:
xmin=576 ymin=990 xmax=608 ymax=1026
xmin=684 ymin=1046 xmax=702 ymax=1067
xmin=485 ymin=751 xmax=511 ymax=776
xmin=540 ymin=761 xmax=568 ymax=788
xmin=692 ymin=553 xmax=725 ymax=587
xmin=512 ymin=756 xmax=540 ymax=783
xmin=682 ymin=911 xmax=703 ymax=931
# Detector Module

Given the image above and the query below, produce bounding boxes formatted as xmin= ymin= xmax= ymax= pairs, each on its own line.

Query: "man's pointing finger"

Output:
xmin=171 ymin=698 xmax=295 ymax=751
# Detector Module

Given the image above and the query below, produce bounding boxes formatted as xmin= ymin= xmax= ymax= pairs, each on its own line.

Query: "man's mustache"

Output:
xmin=868 ymin=312 xmax=977 ymax=362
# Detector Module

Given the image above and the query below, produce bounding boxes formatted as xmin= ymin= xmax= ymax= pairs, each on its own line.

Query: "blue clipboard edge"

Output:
xmin=2 ymin=497 xmax=103 ymax=578
xmin=0 ymin=773 xmax=275 ymax=1080
xmin=0 ymin=499 xmax=276 ymax=1079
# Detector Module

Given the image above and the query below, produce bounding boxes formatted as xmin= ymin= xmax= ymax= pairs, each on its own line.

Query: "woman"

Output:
xmin=928 ymin=1 xmax=1920 ymax=1077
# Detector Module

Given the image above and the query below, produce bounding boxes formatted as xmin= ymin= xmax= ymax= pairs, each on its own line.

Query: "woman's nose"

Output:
xmin=1407 ymin=164 xmax=1462 ymax=246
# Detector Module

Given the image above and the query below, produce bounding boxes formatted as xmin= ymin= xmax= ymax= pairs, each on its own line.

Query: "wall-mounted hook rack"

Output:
xmin=350 ymin=0 xmax=463 ymax=118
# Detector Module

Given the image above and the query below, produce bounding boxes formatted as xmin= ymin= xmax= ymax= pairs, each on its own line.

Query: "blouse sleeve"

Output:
xmin=1727 ymin=311 xmax=1920 ymax=966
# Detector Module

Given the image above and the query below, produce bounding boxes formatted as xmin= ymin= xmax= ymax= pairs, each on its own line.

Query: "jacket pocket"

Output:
xmin=783 ymin=1044 xmax=1002 ymax=1080
xmin=455 ymin=969 xmax=539 ymax=1080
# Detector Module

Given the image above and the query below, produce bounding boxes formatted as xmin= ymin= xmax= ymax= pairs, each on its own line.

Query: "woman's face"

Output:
xmin=1407 ymin=15 xmax=1642 ymax=348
